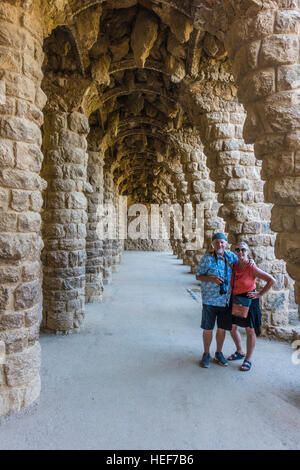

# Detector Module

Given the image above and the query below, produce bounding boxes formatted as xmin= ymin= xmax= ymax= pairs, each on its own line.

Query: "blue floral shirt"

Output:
xmin=196 ymin=250 xmax=238 ymax=307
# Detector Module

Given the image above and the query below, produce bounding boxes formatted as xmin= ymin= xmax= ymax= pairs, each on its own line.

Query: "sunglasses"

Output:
xmin=235 ymin=247 xmax=247 ymax=253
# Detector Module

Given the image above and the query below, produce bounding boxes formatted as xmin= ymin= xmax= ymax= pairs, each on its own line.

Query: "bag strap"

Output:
xmin=217 ymin=254 xmax=233 ymax=271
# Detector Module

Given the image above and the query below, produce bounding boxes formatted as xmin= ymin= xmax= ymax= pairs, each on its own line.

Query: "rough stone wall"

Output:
xmin=41 ymin=111 xmax=89 ymax=332
xmin=0 ymin=3 xmax=46 ymax=415
xmin=85 ymin=148 xmax=104 ymax=303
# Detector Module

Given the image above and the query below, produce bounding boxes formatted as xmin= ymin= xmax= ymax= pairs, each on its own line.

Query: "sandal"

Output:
xmin=227 ymin=351 xmax=245 ymax=361
xmin=240 ymin=360 xmax=252 ymax=371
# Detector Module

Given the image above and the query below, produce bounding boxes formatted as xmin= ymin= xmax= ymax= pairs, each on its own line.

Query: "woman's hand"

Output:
xmin=247 ymin=291 xmax=261 ymax=299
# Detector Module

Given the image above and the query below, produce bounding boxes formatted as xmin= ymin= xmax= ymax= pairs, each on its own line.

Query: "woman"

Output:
xmin=228 ymin=241 xmax=276 ymax=371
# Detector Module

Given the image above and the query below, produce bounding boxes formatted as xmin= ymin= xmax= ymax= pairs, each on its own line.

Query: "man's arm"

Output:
xmin=196 ymin=274 xmax=224 ymax=284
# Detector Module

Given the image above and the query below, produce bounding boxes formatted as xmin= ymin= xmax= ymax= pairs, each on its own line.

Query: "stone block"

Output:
xmin=68 ymin=112 xmax=89 ymax=135
xmin=58 ymin=130 xmax=86 ymax=150
xmin=15 ymin=280 xmax=40 ymax=311
xmin=23 ymin=53 xmax=43 ymax=82
xmin=45 ymin=313 xmax=75 ymax=332
xmin=257 ymin=90 xmax=300 ymax=134
xmin=275 ymin=232 xmax=300 ymax=264
xmin=226 ymin=10 xmax=274 ymax=55
xmin=11 ymin=189 xmax=29 ymax=212
xmin=35 ymin=87 xmax=47 ymax=110
xmin=46 ymin=251 xmax=69 ymax=268
xmin=0 ymin=46 xmax=22 ymax=74
xmin=265 ymin=177 xmax=300 ymax=205
xmin=30 ymin=191 xmax=43 ymax=212
xmin=15 ymin=142 xmax=43 ymax=173
xmin=4 ymin=342 xmax=41 ymax=387
xmin=25 ymin=303 xmax=42 ymax=327
xmin=275 ymin=10 xmax=300 ymax=34
xmin=28 ymin=322 xmax=39 ymax=346
xmin=0 ymin=266 xmax=20 ymax=283
xmin=23 ymin=262 xmax=41 ymax=282
xmin=227 ymin=178 xmax=250 ymax=190
xmin=218 ymin=150 xmax=241 ymax=166
xmin=238 ymin=69 xmax=276 ymax=103
xmin=0 ymin=313 xmax=25 ymax=330
xmin=0 ymin=138 xmax=14 ymax=168
xmin=18 ymin=212 xmax=41 ymax=232
xmin=4 ymin=71 xmax=36 ymax=103
xmin=62 ymin=147 xmax=86 ymax=165
xmin=67 ymin=192 xmax=87 ymax=210
xmin=0 ymin=285 xmax=10 ymax=311
xmin=0 ymin=168 xmax=44 ymax=191
xmin=277 ymin=64 xmax=300 ymax=91
xmin=0 ymin=212 xmax=17 ymax=231
xmin=259 ymin=34 xmax=299 ymax=67
xmin=0 ymin=233 xmax=32 ymax=261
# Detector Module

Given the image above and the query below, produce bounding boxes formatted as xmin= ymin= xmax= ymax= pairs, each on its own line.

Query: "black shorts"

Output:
xmin=201 ymin=304 xmax=232 ymax=331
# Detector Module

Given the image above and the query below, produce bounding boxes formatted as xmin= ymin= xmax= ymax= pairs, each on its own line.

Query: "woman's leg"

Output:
xmin=230 ymin=325 xmax=245 ymax=355
xmin=245 ymin=327 xmax=256 ymax=361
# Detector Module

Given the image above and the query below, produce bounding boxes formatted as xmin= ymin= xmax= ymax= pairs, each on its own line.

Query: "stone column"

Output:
xmin=178 ymin=133 xmax=225 ymax=273
xmin=85 ymin=149 xmax=104 ymax=304
xmin=225 ymin=4 xmax=300 ymax=320
xmin=102 ymin=170 xmax=114 ymax=285
xmin=201 ymin=102 xmax=291 ymax=332
xmin=111 ymin=186 xmax=121 ymax=272
xmin=0 ymin=4 xmax=46 ymax=415
xmin=42 ymin=111 xmax=89 ymax=332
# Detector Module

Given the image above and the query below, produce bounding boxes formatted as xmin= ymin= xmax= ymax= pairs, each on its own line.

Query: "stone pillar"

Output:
xmin=0 ymin=4 xmax=46 ymax=416
xmin=42 ymin=111 xmax=89 ymax=332
xmin=85 ymin=149 xmax=104 ymax=304
xmin=178 ymin=134 xmax=225 ymax=273
xmin=225 ymin=4 xmax=300 ymax=320
xmin=102 ymin=170 xmax=114 ymax=285
xmin=201 ymin=102 xmax=291 ymax=332
xmin=111 ymin=186 xmax=121 ymax=272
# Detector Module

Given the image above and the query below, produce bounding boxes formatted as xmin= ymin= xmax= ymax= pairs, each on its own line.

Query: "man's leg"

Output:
xmin=216 ymin=328 xmax=226 ymax=353
xmin=203 ymin=329 xmax=213 ymax=353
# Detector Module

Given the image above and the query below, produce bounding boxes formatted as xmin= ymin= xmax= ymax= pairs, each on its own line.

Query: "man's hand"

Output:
xmin=209 ymin=276 xmax=224 ymax=285
xmin=196 ymin=274 xmax=224 ymax=284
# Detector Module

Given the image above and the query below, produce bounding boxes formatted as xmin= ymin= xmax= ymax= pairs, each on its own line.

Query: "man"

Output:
xmin=196 ymin=233 xmax=238 ymax=368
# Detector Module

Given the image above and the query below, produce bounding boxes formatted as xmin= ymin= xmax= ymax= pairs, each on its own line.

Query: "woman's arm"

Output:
xmin=247 ymin=267 xmax=276 ymax=299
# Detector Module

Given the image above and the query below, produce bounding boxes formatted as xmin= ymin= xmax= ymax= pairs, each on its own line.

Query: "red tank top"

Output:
xmin=232 ymin=263 xmax=256 ymax=295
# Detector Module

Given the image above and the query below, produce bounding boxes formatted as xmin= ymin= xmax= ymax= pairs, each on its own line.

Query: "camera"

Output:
xmin=219 ymin=281 xmax=228 ymax=295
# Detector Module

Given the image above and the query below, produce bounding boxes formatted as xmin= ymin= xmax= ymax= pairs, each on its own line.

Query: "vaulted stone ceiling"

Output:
xmin=41 ymin=0 xmax=231 ymax=204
